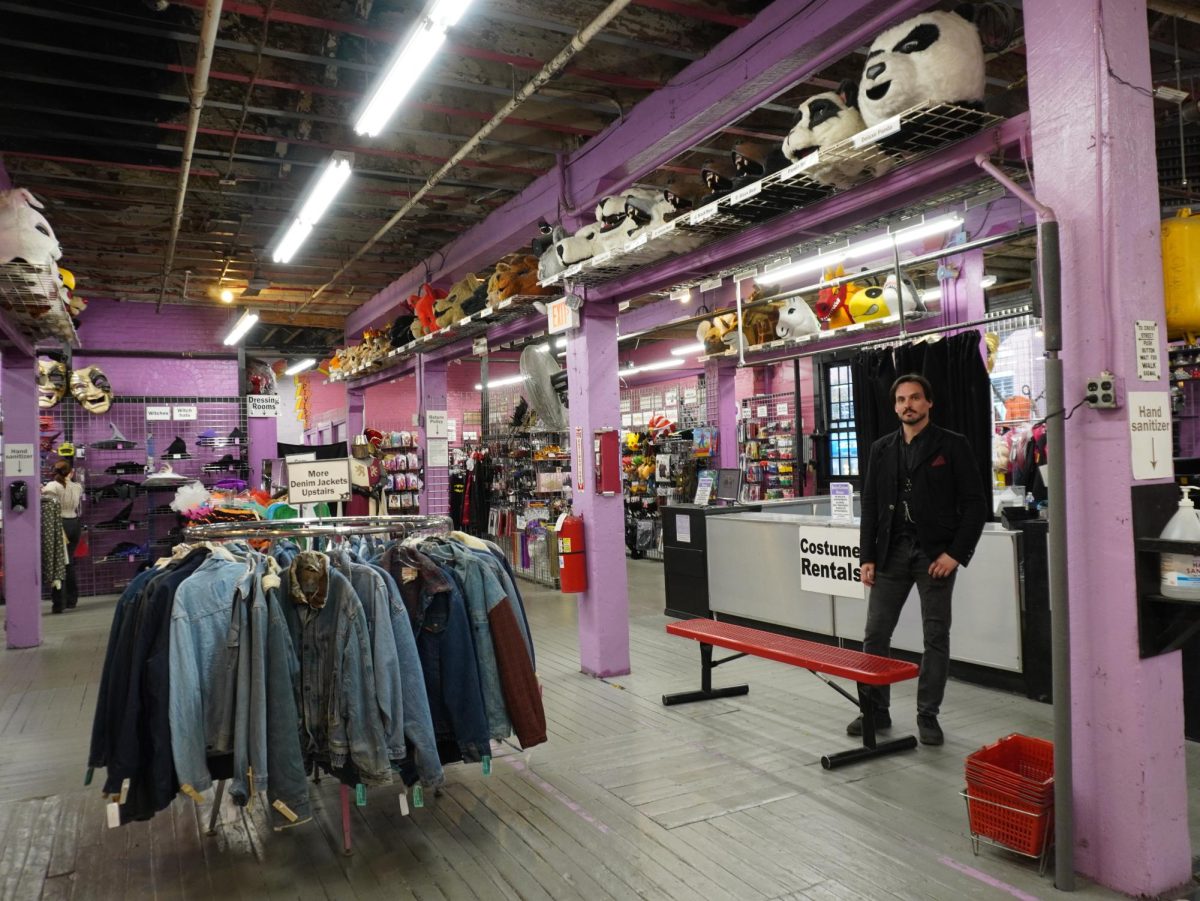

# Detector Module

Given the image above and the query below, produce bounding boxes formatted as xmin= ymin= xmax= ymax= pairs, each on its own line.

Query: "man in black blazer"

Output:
xmin=851 ymin=374 xmax=987 ymax=745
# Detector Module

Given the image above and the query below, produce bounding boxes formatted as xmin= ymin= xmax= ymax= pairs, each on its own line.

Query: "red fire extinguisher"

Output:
xmin=558 ymin=505 xmax=588 ymax=594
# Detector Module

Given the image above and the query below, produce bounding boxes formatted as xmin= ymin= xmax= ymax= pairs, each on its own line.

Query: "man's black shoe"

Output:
xmin=917 ymin=715 xmax=944 ymax=746
xmin=846 ymin=712 xmax=892 ymax=736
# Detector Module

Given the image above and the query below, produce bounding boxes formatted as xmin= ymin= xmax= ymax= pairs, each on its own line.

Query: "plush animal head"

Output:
xmin=847 ymin=285 xmax=893 ymax=323
xmin=739 ymin=307 xmax=781 ymax=347
xmin=782 ymin=82 xmax=867 ymax=162
xmin=434 ymin=290 xmax=468 ymax=329
xmin=595 ymin=187 xmax=660 ymax=231
xmin=773 ymin=297 xmax=821 ymax=340
xmin=536 ymin=224 xmax=567 ymax=281
xmin=556 ymin=222 xmax=604 ymax=265
xmin=412 ymin=284 xmax=444 ymax=334
xmin=487 ymin=255 xmax=550 ymax=305
xmin=446 ymin=273 xmax=484 ymax=314
xmin=984 ymin=331 xmax=1000 ymax=372
xmin=390 ymin=306 xmax=416 ymax=347
xmin=814 ymin=266 xmax=859 ymax=330
xmin=882 ymin=272 xmax=923 ymax=313
xmin=696 ymin=313 xmax=739 ymax=355
xmin=700 ymin=160 xmax=735 ymax=197
xmin=858 ymin=8 xmax=986 ymax=127
xmin=0 ymin=188 xmax=62 ymax=268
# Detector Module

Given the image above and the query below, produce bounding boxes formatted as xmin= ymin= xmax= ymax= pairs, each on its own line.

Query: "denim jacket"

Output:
xmin=329 ymin=550 xmax=406 ymax=762
xmin=169 ymin=554 xmax=254 ymax=794
xmin=422 ymin=539 xmax=512 ymax=741
xmin=280 ymin=553 xmax=392 ymax=785
xmin=380 ymin=546 xmax=491 ymax=763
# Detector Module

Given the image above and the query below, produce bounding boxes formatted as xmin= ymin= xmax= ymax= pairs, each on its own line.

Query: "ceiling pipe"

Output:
xmin=157 ymin=0 xmax=223 ymax=312
xmin=294 ymin=0 xmax=635 ymax=317
xmin=1149 ymin=0 xmax=1200 ymax=26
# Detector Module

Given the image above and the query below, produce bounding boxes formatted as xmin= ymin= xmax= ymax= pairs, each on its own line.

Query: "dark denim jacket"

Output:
xmin=280 ymin=553 xmax=392 ymax=785
xmin=380 ymin=546 xmax=491 ymax=763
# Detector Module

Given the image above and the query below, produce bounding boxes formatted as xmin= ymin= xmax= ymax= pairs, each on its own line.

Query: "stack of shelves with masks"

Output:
xmin=738 ymin=392 xmax=800 ymax=503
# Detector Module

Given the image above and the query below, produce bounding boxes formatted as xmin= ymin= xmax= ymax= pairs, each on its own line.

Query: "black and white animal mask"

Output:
xmin=782 ymin=82 xmax=866 ymax=162
xmin=858 ymin=9 xmax=986 ymax=127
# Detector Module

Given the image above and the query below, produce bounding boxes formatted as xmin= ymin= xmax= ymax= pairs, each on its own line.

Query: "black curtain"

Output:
xmin=852 ymin=330 xmax=993 ymax=504
xmin=276 ymin=441 xmax=349 ymax=460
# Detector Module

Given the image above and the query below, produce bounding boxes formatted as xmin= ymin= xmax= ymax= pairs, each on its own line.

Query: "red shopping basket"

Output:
xmin=964 ymin=734 xmax=1054 ymax=858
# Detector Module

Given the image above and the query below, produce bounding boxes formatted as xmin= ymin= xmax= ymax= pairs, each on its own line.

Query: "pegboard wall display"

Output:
xmin=40 ymin=395 xmax=246 ymax=598
xmin=619 ymin=376 xmax=708 ymax=432
xmin=739 ymin=392 xmax=799 ymax=503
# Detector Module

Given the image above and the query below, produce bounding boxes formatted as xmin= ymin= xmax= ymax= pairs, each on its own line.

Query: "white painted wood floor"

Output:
xmin=1 ymin=559 xmax=1196 ymax=900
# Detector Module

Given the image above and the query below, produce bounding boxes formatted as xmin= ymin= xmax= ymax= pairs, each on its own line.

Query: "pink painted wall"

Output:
xmin=362 ymin=358 xmax=521 ymax=440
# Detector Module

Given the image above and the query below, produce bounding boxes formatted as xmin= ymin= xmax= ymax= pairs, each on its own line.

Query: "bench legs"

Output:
xmin=662 ymin=643 xmax=750 ymax=706
xmin=819 ymin=688 xmax=918 ymax=769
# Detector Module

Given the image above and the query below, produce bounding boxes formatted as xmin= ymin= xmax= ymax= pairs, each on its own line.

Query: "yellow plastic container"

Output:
xmin=1163 ymin=208 xmax=1200 ymax=340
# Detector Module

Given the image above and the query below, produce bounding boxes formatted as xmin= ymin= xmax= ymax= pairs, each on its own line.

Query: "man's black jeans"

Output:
xmin=862 ymin=533 xmax=956 ymax=717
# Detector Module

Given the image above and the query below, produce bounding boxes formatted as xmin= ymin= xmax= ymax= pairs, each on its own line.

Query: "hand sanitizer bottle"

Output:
xmin=1160 ymin=485 xmax=1200 ymax=600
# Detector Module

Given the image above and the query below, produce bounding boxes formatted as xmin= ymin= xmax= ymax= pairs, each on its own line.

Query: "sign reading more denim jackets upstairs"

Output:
xmin=287 ymin=458 xmax=352 ymax=504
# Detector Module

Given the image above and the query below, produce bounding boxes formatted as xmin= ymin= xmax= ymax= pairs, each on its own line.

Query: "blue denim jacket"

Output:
xmin=170 ymin=554 xmax=254 ymax=794
xmin=381 ymin=546 xmax=491 ymax=763
xmin=329 ymin=550 xmax=406 ymax=762
xmin=367 ymin=563 xmax=444 ymax=788
xmin=423 ymin=540 xmax=512 ymax=740
xmin=280 ymin=553 xmax=392 ymax=785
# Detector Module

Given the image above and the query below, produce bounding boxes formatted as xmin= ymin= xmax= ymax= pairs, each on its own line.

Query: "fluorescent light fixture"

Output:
xmin=536 ymin=337 xmax=568 ymax=353
xmin=223 ymin=309 xmax=259 ymax=346
xmin=474 ymin=374 xmax=526 ymax=391
xmin=355 ymin=21 xmax=448 ymax=137
xmin=920 ymin=274 xmax=998 ymax=303
xmin=623 ymin=358 xmax=686 ymax=377
xmin=670 ymin=342 xmax=706 ymax=357
xmin=285 ymin=358 xmax=317 ymax=376
xmin=272 ymin=154 xmax=354 ymax=264
xmin=428 ymin=0 xmax=473 ymax=27
xmin=764 ymin=215 xmax=964 ymax=286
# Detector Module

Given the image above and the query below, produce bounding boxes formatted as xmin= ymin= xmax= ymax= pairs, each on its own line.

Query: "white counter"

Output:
xmin=706 ymin=512 xmax=1023 ymax=672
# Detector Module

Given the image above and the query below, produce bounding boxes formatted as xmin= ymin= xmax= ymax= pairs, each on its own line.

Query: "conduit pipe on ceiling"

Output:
xmin=292 ymin=0 xmax=634 ymax=318
xmin=158 ymin=0 xmax=224 ymax=312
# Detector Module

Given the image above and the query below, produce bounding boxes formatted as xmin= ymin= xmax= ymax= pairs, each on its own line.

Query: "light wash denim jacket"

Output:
xmin=280 ymin=553 xmax=392 ymax=786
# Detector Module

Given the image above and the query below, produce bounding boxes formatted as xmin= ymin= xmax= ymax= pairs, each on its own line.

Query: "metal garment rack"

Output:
xmin=181 ymin=513 xmax=453 ymax=855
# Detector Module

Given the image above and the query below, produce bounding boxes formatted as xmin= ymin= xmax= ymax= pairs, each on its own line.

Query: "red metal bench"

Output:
xmin=663 ymin=618 xmax=920 ymax=769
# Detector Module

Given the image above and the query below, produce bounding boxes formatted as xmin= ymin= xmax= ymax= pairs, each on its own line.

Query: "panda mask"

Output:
xmin=858 ymin=9 xmax=986 ymax=127
xmin=782 ymin=82 xmax=866 ymax=162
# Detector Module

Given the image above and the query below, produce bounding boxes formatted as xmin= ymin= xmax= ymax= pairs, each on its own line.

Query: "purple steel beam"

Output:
xmin=347 ymin=0 xmax=938 ymax=335
xmin=1025 ymin=0 xmax=1190 ymax=894
xmin=594 ymin=115 xmax=1029 ymax=305
xmin=246 ymin=411 xmax=277 ymax=496
xmin=418 ymin=358 xmax=449 ymax=516
xmin=3 ymin=348 xmax=42 ymax=648
xmin=705 ymin=358 xmax=739 ymax=469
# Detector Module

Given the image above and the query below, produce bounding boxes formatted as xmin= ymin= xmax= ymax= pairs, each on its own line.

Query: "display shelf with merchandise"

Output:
xmin=738 ymin=392 xmax=800 ymax=504
xmin=0 ymin=261 xmax=79 ymax=347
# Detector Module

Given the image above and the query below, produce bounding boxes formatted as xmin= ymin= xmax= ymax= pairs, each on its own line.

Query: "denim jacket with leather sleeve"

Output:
xmin=280 ymin=553 xmax=392 ymax=785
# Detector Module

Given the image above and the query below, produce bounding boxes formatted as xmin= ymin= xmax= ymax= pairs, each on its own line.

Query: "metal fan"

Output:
xmin=519 ymin=345 xmax=568 ymax=431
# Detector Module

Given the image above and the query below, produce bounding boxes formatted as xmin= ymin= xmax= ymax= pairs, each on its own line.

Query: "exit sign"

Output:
xmin=547 ymin=297 xmax=579 ymax=335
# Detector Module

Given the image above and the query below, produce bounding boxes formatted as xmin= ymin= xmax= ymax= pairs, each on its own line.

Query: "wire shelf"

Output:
xmin=0 ymin=262 xmax=78 ymax=346
xmin=541 ymin=103 xmax=1006 ymax=292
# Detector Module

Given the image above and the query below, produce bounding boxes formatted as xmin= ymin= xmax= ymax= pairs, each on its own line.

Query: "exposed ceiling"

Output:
xmin=0 ymin=1 xmax=1197 ymax=355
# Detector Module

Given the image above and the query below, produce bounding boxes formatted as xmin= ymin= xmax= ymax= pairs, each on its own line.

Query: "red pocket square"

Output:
xmin=930 ymin=454 xmax=947 ymax=467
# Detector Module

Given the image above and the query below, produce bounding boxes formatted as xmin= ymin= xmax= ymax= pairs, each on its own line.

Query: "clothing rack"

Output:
xmin=180 ymin=513 xmax=454 ymax=855
xmin=183 ymin=514 xmax=453 ymax=543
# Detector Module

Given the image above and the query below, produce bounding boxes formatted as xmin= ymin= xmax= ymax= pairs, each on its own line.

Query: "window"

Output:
xmin=826 ymin=363 xmax=859 ymax=477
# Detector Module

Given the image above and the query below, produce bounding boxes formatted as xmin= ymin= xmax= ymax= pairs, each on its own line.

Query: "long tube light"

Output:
xmin=285 ymin=358 xmax=318 ymax=376
xmin=355 ymin=0 xmax=475 ymax=138
xmin=474 ymin=374 xmax=525 ymax=390
xmin=669 ymin=342 xmax=706 ymax=357
xmin=223 ymin=309 xmax=259 ymax=346
xmin=272 ymin=153 xmax=354 ymax=264
xmin=623 ymin=358 xmax=686 ymax=377
xmin=765 ymin=214 xmax=964 ymax=284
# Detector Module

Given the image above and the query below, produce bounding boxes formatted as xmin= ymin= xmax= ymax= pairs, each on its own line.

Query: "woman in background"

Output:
xmin=43 ymin=460 xmax=83 ymax=613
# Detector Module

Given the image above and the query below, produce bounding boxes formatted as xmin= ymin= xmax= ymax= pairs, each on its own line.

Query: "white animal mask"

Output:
xmin=858 ymin=9 xmax=986 ymax=127
xmin=0 ymin=188 xmax=62 ymax=269
xmin=775 ymin=298 xmax=821 ymax=340
xmin=556 ymin=222 xmax=605 ymax=265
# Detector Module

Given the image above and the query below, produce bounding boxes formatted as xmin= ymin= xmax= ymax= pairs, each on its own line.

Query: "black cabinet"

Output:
xmin=661 ymin=504 xmax=759 ymax=619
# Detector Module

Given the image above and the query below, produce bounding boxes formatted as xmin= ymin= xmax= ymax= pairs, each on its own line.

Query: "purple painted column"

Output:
xmin=1026 ymin=0 xmax=1191 ymax=894
xmin=705 ymin=359 xmax=739 ymax=469
xmin=566 ymin=303 xmax=631 ymax=677
xmin=346 ymin=391 xmax=365 ymax=440
xmin=940 ymin=248 xmax=987 ymax=327
xmin=418 ymin=358 xmax=449 ymax=515
xmin=3 ymin=350 xmax=42 ymax=648
xmin=245 ymin=409 xmax=277 ymax=493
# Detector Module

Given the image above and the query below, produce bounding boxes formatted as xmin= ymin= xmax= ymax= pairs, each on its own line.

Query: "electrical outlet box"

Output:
xmin=1085 ymin=371 xmax=1122 ymax=409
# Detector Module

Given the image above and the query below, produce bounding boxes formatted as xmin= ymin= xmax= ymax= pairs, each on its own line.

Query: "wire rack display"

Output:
xmin=739 ymin=392 xmax=799 ymax=503
xmin=0 ymin=262 xmax=79 ymax=346
xmin=544 ymin=103 xmax=1005 ymax=291
xmin=40 ymin=395 xmax=247 ymax=598
xmin=986 ymin=304 xmax=1043 ymax=430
